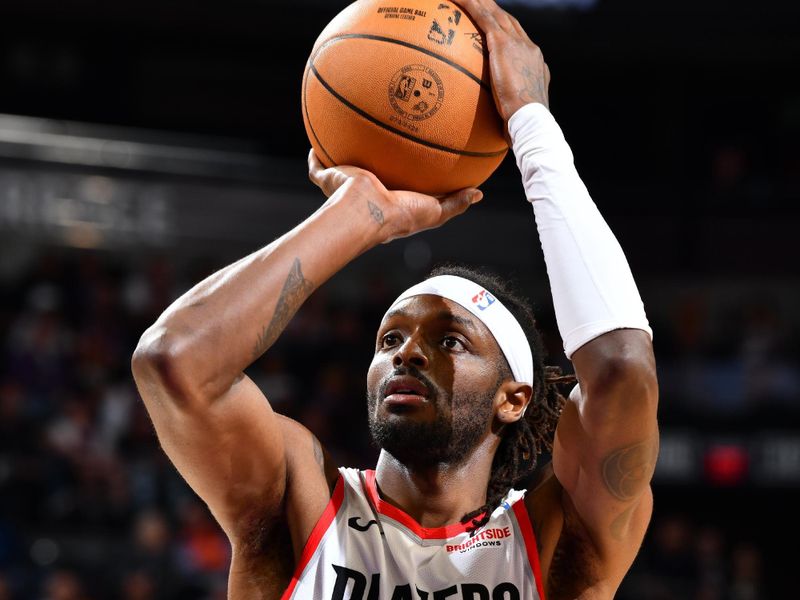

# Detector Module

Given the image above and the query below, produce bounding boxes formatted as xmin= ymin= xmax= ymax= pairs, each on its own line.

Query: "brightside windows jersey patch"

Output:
xmin=280 ymin=468 xmax=545 ymax=600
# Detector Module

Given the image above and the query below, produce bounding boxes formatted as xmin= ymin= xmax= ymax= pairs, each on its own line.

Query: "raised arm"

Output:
xmin=131 ymin=153 xmax=482 ymax=550
xmin=460 ymin=0 xmax=658 ymax=591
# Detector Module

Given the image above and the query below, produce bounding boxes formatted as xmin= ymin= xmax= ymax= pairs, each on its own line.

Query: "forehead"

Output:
xmin=381 ymin=294 xmax=493 ymax=338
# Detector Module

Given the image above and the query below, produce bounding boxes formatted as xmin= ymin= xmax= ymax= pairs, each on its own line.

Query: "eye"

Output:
xmin=442 ymin=335 xmax=466 ymax=351
xmin=380 ymin=332 xmax=402 ymax=349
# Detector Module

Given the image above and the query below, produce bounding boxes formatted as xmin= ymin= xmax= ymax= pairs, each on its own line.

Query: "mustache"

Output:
xmin=379 ymin=366 xmax=438 ymax=400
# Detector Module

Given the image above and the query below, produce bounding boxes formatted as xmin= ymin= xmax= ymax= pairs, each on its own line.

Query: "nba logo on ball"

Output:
xmin=302 ymin=0 xmax=508 ymax=195
xmin=389 ymin=64 xmax=445 ymax=122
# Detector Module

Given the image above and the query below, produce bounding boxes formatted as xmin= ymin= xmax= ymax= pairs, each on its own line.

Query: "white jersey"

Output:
xmin=281 ymin=468 xmax=545 ymax=600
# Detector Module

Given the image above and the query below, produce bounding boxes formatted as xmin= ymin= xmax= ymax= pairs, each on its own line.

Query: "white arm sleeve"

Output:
xmin=509 ymin=103 xmax=652 ymax=359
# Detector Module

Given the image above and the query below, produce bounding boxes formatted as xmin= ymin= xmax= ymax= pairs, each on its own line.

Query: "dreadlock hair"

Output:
xmin=426 ymin=264 xmax=575 ymax=535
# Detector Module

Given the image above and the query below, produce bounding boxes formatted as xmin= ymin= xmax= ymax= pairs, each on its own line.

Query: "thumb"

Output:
xmin=436 ymin=188 xmax=483 ymax=224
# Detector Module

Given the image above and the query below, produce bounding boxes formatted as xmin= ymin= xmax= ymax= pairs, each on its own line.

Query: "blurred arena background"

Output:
xmin=1 ymin=0 xmax=798 ymax=598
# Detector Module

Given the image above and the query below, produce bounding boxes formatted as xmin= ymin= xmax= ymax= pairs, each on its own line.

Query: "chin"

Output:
xmin=369 ymin=414 xmax=465 ymax=466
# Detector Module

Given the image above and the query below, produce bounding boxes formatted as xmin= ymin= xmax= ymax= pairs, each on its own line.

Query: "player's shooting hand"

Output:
xmin=308 ymin=150 xmax=483 ymax=244
xmin=459 ymin=0 xmax=550 ymax=122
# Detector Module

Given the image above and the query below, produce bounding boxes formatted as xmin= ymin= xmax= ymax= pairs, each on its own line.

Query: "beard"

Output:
xmin=367 ymin=368 xmax=496 ymax=467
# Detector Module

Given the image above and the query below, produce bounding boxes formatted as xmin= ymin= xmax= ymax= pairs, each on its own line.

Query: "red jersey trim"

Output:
xmin=364 ymin=470 xmax=485 ymax=540
xmin=512 ymin=500 xmax=547 ymax=600
xmin=280 ymin=475 xmax=345 ymax=600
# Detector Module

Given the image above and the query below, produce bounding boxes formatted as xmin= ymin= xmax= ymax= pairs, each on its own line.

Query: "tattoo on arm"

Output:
xmin=367 ymin=200 xmax=384 ymax=225
xmin=609 ymin=504 xmax=637 ymax=541
xmin=601 ymin=438 xmax=659 ymax=502
xmin=513 ymin=57 xmax=548 ymax=108
xmin=252 ymin=258 xmax=315 ymax=360
xmin=312 ymin=436 xmax=325 ymax=471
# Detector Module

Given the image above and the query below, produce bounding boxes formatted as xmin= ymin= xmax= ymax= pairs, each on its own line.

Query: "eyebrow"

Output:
xmin=383 ymin=309 xmax=476 ymax=330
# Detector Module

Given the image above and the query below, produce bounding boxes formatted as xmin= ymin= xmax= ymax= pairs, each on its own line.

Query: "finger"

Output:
xmin=469 ymin=0 xmax=520 ymax=34
xmin=309 ymin=150 xmax=345 ymax=197
xmin=491 ymin=5 xmax=520 ymax=34
xmin=310 ymin=162 xmax=338 ymax=197
xmin=436 ymin=188 xmax=483 ymax=225
xmin=507 ymin=13 xmax=529 ymax=39
xmin=458 ymin=0 xmax=499 ymax=32
xmin=308 ymin=149 xmax=325 ymax=188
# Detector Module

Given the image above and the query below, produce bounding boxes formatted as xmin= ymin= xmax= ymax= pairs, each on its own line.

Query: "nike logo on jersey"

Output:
xmin=348 ymin=516 xmax=379 ymax=532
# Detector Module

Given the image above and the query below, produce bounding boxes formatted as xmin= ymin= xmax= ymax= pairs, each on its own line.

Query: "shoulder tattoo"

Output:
xmin=601 ymin=438 xmax=659 ymax=502
xmin=312 ymin=435 xmax=325 ymax=471
xmin=609 ymin=504 xmax=637 ymax=542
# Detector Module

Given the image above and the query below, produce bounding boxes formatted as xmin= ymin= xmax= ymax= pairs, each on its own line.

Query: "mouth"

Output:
xmin=382 ymin=374 xmax=431 ymax=408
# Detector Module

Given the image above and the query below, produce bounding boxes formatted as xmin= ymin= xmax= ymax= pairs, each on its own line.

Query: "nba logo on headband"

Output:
xmin=472 ymin=290 xmax=496 ymax=311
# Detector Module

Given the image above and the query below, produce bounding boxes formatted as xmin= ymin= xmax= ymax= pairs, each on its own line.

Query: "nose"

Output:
xmin=392 ymin=335 xmax=429 ymax=370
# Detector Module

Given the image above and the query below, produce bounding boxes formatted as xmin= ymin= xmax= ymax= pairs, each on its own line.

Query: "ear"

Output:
xmin=494 ymin=381 xmax=533 ymax=425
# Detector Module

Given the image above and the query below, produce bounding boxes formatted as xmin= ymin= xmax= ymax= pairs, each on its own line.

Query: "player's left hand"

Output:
xmin=459 ymin=0 xmax=551 ymax=122
xmin=308 ymin=150 xmax=483 ymax=244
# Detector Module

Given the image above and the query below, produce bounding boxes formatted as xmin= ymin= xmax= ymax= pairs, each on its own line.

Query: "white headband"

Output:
xmin=386 ymin=275 xmax=534 ymax=385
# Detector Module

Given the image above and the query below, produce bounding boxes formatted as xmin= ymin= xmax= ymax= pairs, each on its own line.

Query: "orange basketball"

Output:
xmin=302 ymin=0 xmax=508 ymax=196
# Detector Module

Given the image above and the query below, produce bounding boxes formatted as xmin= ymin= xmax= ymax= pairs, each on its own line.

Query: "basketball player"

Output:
xmin=132 ymin=0 xmax=658 ymax=598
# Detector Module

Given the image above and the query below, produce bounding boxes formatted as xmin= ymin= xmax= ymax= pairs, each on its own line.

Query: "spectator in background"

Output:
xmin=175 ymin=502 xmax=229 ymax=595
xmin=694 ymin=527 xmax=726 ymax=600
xmin=740 ymin=300 xmax=800 ymax=408
xmin=651 ymin=515 xmax=697 ymax=596
xmin=618 ymin=515 xmax=698 ymax=600
xmin=729 ymin=543 xmax=764 ymax=600
xmin=38 ymin=571 xmax=87 ymax=600
xmin=0 ymin=574 xmax=13 ymax=600
xmin=119 ymin=571 xmax=155 ymax=600
xmin=121 ymin=510 xmax=180 ymax=600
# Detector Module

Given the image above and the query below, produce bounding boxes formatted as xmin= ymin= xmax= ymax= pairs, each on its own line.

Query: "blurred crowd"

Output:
xmin=618 ymin=516 xmax=765 ymax=600
xmin=0 ymin=248 xmax=792 ymax=599
xmin=0 ymin=252 xmax=232 ymax=599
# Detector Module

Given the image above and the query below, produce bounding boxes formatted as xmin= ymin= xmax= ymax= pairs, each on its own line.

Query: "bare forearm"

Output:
xmin=136 ymin=183 xmax=386 ymax=402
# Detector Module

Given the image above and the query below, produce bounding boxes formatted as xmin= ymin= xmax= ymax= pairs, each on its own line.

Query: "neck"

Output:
xmin=374 ymin=434 xmax=499 ymax=529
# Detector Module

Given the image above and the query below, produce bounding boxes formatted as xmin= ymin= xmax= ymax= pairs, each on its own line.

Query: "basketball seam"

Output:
xmin=302 ymin=63 xmax=337 ymax=167
xmin=309 ymin=64 xmax=508 ymax=159
xmin=315 ymin=33 xmax=490 ymax=91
